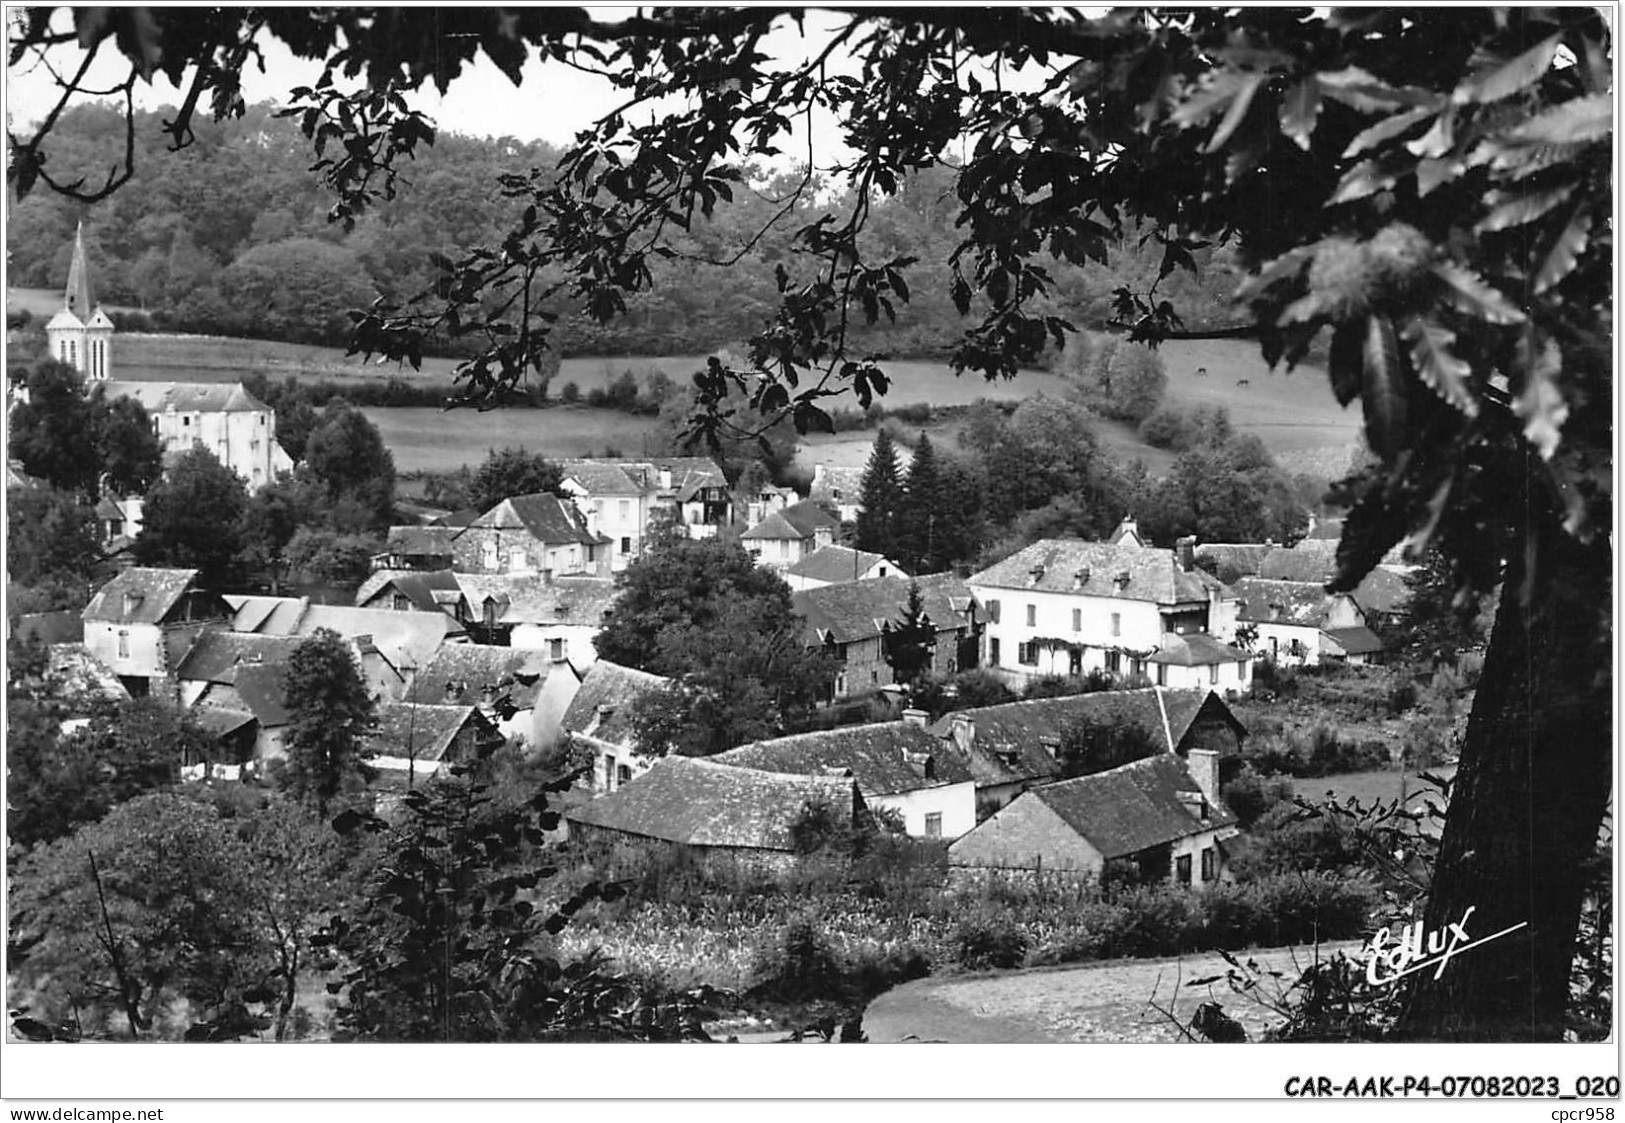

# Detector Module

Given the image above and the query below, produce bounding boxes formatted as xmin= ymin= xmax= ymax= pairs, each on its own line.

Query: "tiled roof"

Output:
xmin=286 ymin=605 xmax=466 ymax=669
xmin=930 ymin=687 xmax=1236 ymax=787
xmin=559 ymin=457 xmax=729 ymax=503
xmin=1350 ymin=567 xmax=1411 ymax=616
xmin=100 ymin=380 xmax=272 ymax=414
xmin=1193 ymin=543 xmax=1275 ymax=580
xmin=1033 ymin=754 xmax=1237 ymax=859
xmin=793 ymin=575 xmax=972 ymax=645
xmin=401 ymin=643 xmax=550 ymax=710
xmin=455 ymin=573 xmax=618 ymax=626
xmin=369 ymin=702 xmax=485 ymax=764
xmin=193 ymin=661 xmax=291 ymax=727
xmin=558 ymin=460 xmax=649 ymax=496
xmin=970 ymin=539 xmax=1221 ymax=604
xmin=742 ymin=499 xmax=839 ymax=541
xmin=714 ymin=720 xmax=973 ymax=796
xmin=566 ymin=756 xmax=859 ymax=851
xmin=561 ymin=659 xmax=672 ymax=746
xmin=174 ymin=631 xmax=302 ymax=683
xmin=1322 ymin=626 xmax=1385 ymax=656
xmin=1232 ymin=578 xmax=1337 ymax=627
xmin=1257 ymin=538 xmax=1413 ymax=585
xmin=355 ymin=569 xmax=463 ymax=613
xmin=783 ymin=545 xmax=897 ymax=584
xmin=461 ymin=493 xmax=599 ymax=546
xmin=1146 ymin=632 xmax=1251 ymax=667
xmin=192 ymin=707 xmax=256 ymax=739
xmin=83 ymin=568 xmax=199 ymax=625
xmin=383 ymin=525 xmax=458 ymax=556
xmin=227 ymin=595 xmax=309 ymax=635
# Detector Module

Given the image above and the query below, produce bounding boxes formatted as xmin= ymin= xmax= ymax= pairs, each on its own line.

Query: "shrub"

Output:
xmin=1138 ymin=406 xmax=1193 ymax=450
xmin=954 ymin=914 xmax=1029 ymax=970
xmin=1222 ymin=767 xmax=1295 ymax=829
xmin=558 ymin=380 xmax=581 ymax=404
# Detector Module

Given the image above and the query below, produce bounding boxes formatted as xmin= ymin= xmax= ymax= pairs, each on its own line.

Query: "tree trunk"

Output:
xmin=1397 ymin=503 xmax=1613 ymax=1040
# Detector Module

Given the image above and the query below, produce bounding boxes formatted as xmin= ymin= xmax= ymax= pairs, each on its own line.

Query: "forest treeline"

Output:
xmin=8 ymin=102 xmax=1246 ymax=359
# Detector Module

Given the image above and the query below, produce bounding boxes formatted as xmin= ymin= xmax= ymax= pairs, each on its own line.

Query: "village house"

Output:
xmin=969 ymin=528 xmax=1250 ymax=692
xmin=565 ymin=756 xmax=865 ymax=874
xmin=373 ymin=525 xmax=458 ymax=571
xmin=1231 ymin=577 xmax=1385 ymax=666
xmin=560 ymin=659 xmax=674 ymax=792
xmin=1256 ymin=538 xmax=1413 ymax=627
xmin=355 ymin=569 xmax=464 ymax=617
xmin=101 ymin=380 xmax=293 ymax=490
xmin=557 ymin=456 xmax=733 ymax=568
xmin=809 ymin=463 xmax=866 ymax=523
xmin=400 ymin=642 xmax=579 ymax=750
xmin=450 ymin=493 xmax=609 ymax=578
xmin=232 ymin=601 xmax=467 ymax=691
xmin=367 ymin=702 xmax=503 ymax=788
xmin=453 ymin=572 xmax=618 ymax=664
xmin=793 ymin=574 xmax=980 ymax=699
xmin=94 ymin=493 xmax=144 ymax=557
xmin=782 ymin=544 xmax=905 ymax=592
xmin=740 ymin=499 xmax=840 ymax=569
xmin=81 ymin=567 xmax=233 ymax=696
xmin=186 ymin=653 xmax=292 ymax=765
xmin=741 ymin=483 xmax=797 ymax=527
xmin=712 ymin=710 xmax=977 ymax=839
xmin=947 ymin=751 xmax=1239 ymax=885
xmin=931 ymin=687 xmax=1248 ymax=818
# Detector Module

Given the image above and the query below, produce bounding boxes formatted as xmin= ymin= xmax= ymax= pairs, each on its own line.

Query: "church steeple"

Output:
xmin=64 ymin=221 xmax=96 ymax=319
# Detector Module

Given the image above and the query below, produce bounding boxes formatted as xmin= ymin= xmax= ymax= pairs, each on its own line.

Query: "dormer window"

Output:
xmin=1029 ymin=564 xmax=1045 ymax=582
xmin=122 ymin=592 xmax=143 ymax=617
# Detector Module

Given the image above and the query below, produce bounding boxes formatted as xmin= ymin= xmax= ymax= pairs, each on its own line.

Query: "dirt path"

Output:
xmin=862 ymin=940 xmax=1364 ymax=1044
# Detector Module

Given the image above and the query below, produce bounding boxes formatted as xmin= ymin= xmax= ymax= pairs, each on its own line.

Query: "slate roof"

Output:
xmin=283 ymin=605 xmax=467 ymax=669
xmin=83 ymin=568 xmax=199 ymax=625
xmin=561 ymin=659 xmax=672 ymax=746
xmin=1257 ymin=538 xmax=1413 ymax=590
xmin=1350 ymin=567 xmax=1411 ymax=616
xmin=971 ymin=539 xmax=1221 ymax=605
xmin=459 ymin=493 xmax=600 ymax=545
xmin=100 ymin=380 xmax=273 ymax=414
xmin=1323 ymin=626 xmax=1385 ymax=656
xmin=226 ymin=595 xmax=309 ymax=635
xmin=1232 ymin=578 xmax=1339 ymax=627
xmin=192 ymin=707 xmax=256 ymax=739
xmin=402 ymin=643 xmax=550 ymax=710
xmin=714 ymin=721 xmax=973 ymax=796
xmin=369 ymin=702 xmax=485 ymax=764
xmin=383 ymin=525 xmax=458 ymax=557
xmin=455 ymin=573 xmax=618 ymax=627
xmin=566 ymin=756 xmax=859 ymax=851
xmin=355 ymin=569 xmax=463 ymax=613
xmin=1147 ymin=632 xmax=1251 ymax=667
xmin=793 ymin=575 xmax=972 ymax=645
xmin=174 ymin=631 xmax=302 ymax=684
xmin=930 ymin=687 xmax=1238 ymax=788
xmin=783 ymin=545 xmax=897 ymax=584
xmin=742 ymin=499 xmax=840 ymax=542
xmin=1031 ymin=754 xmax=1237 ymax=860
xmin=193 ymin=662 xmax=292 ymax=727
xmin=559 ymin=457 xmax=729 ymax=503
xmin=1193 ymin=543 xmax=1275 ymax=580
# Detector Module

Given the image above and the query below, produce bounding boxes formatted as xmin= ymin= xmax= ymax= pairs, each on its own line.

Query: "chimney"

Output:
xmin=814 ymin=524 xmax=834 ymax=550
xmin=948 ymin=712 xmax=975 ymax=754
xmin=1186 ymin=748 xmax=1221 ymax=806
xmin=1176 ymin=536 xmax=1197 ymax=572
xmin=902 ymin=707 xmax=929 ymax=728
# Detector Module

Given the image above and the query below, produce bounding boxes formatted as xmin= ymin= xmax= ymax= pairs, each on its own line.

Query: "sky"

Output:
xmin=3 ymin=7 xmax=858 ymax=153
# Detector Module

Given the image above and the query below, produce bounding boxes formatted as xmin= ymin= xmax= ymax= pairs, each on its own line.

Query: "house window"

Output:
xmin=617 ymin=764 xmax=633 ymax=785
xmin=1209 ymin=663 xmax=1219 ymax=685
xmin=1026 ymin=604 xmax=1037 ymax=627
xmin=1106 ymin=650 xmax=1122 ymax=674
xmin=1017 ymin=642 xmax=1038 ymax=667
xmin=483 ymin=542 xmax=499 ymax=570
xmin=1236 ymin=660 xmax=1247 ymax=679
xmin=1068 ymin=649 xmax=1082 ymax=677
xmin=620 ymin=536 xmax=632 ymax=554
xmin=1072 ymin=608 xmax=1082 ymax=632
xmin=393 ymin=594 xmax=411 ymax=611
xmin=483 ymin=599 xmax=498 ymax=628
xmin=989 ymin=638 xmax=1000 ymax=666
xmin=986 ymin=599 xmax=1001 ymax=623
xmin=1156 ymin=663 xmax=1168 ymax=686
xmin=1132 ymin=658 xmax=1145 ymax=679
xmin=550 ymin=638 xmax=565 ymax=661
xmin=1201 ymin=847 xmax=1217 ymax=882
xmin=619 ymin=499 xmax=631 ymax=520
xmin=1110 ymin=612 xmax=1121 ymax=637
xmin=924 ymin=813 xmax=943 ymax=839
xmin=117 ymin=630 xmax=129 ymax=659
xmin=604 ymin=755 xmax=617 ymax=789
xmin=183 ymin=415 xmax=191 ymax=426
xmin=1176 ymin=854 xmax=1193 ymax=885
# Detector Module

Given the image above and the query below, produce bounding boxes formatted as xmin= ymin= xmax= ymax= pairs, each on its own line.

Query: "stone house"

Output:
xmin=809 ymin=463 xmax=866 ymax=523
xmin=400 ymin=642 xmax=580 ymax=750
xmin=355 ymin=569 xmax=464 ymax=617
xmin=560 ymin=659 xmax=674 ymax=792
xmin=367 ymin=702 xmax=503 ymax=788
xmin=712 ymin=710 xmax=977 ymax=839
xmin=453 ymin=572 xmax=617 ymax=665
xmin=451 ymin=493 xmax=609 ymax=577
xmin=783 ymin=544 xmax=905 ymax=592
xmin=1231 ymin=577 xmax=1385 ymax=666
xmin=947 ymin=751 xmax=1239 ymax=885
xmin=969 ymin=533 xmax=1249 ymax=690
xmin=557 ymin=457 xmax=733 ymax=568
xmin=793 ymin=574 xmax=979 ymax=699
xmin=102 ymin=380 xmax=293 ymax=490
xmin=931 ymin=686 xmax=1248 ymax=818
xmin=81 ymin=567 xmax=233 ymax=696
xmin=565 ymin=756 xmax=866 ymax=873
xmin=741 ymin=499 xmax=840 ymax=569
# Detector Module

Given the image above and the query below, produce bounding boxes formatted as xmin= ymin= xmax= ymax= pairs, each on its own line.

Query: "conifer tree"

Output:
xmin=882 ymin=580 xmax=936 ymax=690
xmin=901 ymin=433 xmax=945 ymax=573
xmin=853 ymin=428 xmax=903 ymax=561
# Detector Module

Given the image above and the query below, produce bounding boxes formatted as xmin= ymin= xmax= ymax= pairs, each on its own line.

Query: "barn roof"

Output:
xmin=401 ymin=644 xmax=551 ymax=710
xmin=460 ymin=493 xmax=599 ymax=546
xmin=561 ymin=659 xmax=672 ymax=746
xmin=792 ymin=575 xmax=972 ymax=645
xmin=971 ymin=539 xmax=1220 ymax=604
xmin=714 ymin=720 xmax=972 ymax=796
xmin=565 ymin=756 xmax=859 ymax=851
xmin=1032 ymin=754 xmax=1237 ymax=859
xmin=174 ymin=631 xmax=302 ymax=684
xmin=783 ymin=544 xmax=896 ymax=584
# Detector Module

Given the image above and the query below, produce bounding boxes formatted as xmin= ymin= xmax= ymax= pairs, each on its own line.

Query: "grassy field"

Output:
xmin=1302 ymin=764 xmax=1457 ymax=836
xmin=363 ymin=405 xmax=665 ymax=472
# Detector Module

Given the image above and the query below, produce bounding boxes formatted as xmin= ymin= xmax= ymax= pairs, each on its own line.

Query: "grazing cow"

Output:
xmin=1195 ymin=366 xmax=1208 ymax=377
xmin=1236 ymin=378 xmax=1250 ymax=387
